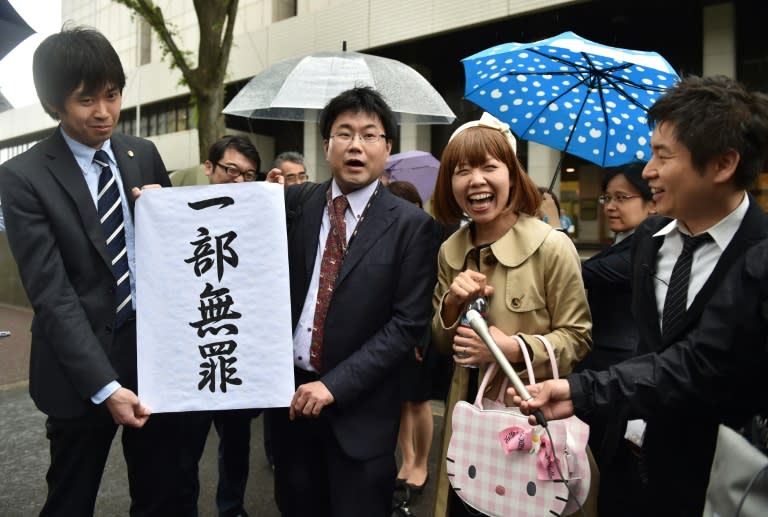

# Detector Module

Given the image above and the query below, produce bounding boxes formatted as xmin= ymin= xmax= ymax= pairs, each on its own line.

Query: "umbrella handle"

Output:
xmin=547 ymin=152 xmax=565 ymax=193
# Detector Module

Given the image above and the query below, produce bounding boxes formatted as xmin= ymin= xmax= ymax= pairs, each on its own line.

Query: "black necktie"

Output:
xmin=661 ymin=232 xmax=712 ymax=339
xmin=94 ymin=150 xmax=132 ymax=328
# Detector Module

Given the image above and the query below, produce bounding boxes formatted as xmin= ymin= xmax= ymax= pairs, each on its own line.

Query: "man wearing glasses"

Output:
xmin=273 ymin=151 xmax=308 ymax=187
xmin=181 ymin=134 xmax=264 ymax=517
xmin=266 ymin=87 xmax=440 ymax=517
xmin=205 ymin=135 xmax=262 ymax=185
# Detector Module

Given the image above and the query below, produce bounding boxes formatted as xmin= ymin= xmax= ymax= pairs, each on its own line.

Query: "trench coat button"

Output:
xmin=511 ymin=297 xmax=521 ymax=308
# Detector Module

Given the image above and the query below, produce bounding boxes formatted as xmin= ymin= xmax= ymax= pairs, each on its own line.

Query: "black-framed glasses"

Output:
xmin=216 ymin=162 xmax=257 ymax=181
xmin=330 ymin=131 xmax=387 ymax=144
xmin=598 ymin=193 xmax=640 ymax=205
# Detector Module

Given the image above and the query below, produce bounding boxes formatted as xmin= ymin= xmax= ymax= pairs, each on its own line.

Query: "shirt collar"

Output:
xmin=59 ymin=127 xmax=115 ymax=175
xmin=613 ymin=228 xmax=635 ymax=244
xmin=652 ymin=191 xmax=749 ymax=251
xmin=331 ymin=178 xmax=379 ymax=220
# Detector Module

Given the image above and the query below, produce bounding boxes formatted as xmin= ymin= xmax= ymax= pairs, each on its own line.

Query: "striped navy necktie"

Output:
xmin=94 ymin=150 xmax=132 ymax=328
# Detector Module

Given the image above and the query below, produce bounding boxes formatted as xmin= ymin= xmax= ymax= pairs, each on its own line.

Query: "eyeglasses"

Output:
xmin=216 ymin=163 xmax=257 ymax=181
xmin=598 ymin=194 xmax=640 ymax=205
xmin=283 ymin=172 xmax=308 ymax=182
xmin=330 ymin=131 xmax=388 ymax=144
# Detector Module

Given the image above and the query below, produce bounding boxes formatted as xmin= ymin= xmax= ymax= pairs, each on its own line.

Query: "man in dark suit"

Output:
xmin=510 ymin=75 xmax=768 ymax=516
xmin=265 ymin=87 xmax=440 ymax=517
xmin=0 ymin=27 xmax=181 ymax=515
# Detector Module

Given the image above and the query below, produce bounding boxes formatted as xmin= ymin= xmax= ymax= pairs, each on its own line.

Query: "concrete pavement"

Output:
xmin=0 ymin=304 xmax=442 ymax=516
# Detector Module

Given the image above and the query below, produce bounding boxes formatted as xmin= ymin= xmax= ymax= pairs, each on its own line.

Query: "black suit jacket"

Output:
xmin=0 ymin=128 xmax=171 ymax=418
xmin=631 ymin=197 xmax=768 ymax=353
xmin=614 ymin=196 xmax=768 ymax=514
xmin=577 ymin=236 xmax=636 ymax=372
xmin=286 ymin=180 xmax=440 ymax=460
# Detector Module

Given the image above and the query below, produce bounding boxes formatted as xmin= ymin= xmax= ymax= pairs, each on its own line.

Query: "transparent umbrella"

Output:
xmin=224 ymin=50 xmax=456 ymax=125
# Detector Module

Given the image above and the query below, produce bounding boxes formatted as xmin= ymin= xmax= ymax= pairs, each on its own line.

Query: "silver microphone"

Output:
xmin=465 ymin=309 xmax=547 ymax=427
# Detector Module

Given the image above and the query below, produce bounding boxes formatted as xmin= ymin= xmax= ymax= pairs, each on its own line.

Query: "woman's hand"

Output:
xmin=441 ymin=270 xmax=494 ymax=328
xmin=445 ymin=270 xmax=494 ymax=307
xmin=452 ymin=325 xmax=520 ymax=366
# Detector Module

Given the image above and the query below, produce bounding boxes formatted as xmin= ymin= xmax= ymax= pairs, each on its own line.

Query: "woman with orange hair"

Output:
xmin=430 ymin=113 xmax=593 ymax=517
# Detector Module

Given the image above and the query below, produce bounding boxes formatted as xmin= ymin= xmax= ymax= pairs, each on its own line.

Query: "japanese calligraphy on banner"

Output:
xmin=134 ymin=182 xmax=295 ymax=413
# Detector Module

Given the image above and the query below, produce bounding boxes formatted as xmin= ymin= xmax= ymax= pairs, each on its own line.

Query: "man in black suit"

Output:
xmin=510 ymin=75 xmax=768 ymax=516
xmin=266 ymin=87 xmax=440 ymax=517
xmin=0 ymin=27 xmax=181 ymax=515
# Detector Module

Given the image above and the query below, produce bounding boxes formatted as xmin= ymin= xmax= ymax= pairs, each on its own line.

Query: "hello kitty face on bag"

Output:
xmin=447 ymin=401 xmax=590 ymax=517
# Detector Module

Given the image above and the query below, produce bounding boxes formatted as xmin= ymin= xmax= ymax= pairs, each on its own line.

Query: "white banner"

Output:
xmin=135 ymin=182 xmax=295 ymax=413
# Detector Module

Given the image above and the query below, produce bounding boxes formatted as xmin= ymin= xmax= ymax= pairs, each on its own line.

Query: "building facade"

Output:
xmin=1 ymin=0 xmax=766 ymax=305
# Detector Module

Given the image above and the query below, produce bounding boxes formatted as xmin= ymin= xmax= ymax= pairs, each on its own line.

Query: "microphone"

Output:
xmin=465 ymin=309 xmax=547 ymax=427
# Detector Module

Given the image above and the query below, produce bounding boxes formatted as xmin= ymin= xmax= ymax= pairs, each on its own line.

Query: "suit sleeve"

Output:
xmin=570 ymin=241 xmax=768 ymax=421
xmin=581 ymin=241 xmax=632 ymax=289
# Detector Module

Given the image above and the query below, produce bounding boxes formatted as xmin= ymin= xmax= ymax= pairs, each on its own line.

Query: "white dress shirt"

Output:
xmin=293 ymin=179 xmax=380 ymax=372
xmin=652 ymin=192 xmax=748 ymax=332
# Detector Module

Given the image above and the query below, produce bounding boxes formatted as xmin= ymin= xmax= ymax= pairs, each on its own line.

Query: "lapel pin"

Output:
xmin=127 ymin=150 xmax=134 ymax=158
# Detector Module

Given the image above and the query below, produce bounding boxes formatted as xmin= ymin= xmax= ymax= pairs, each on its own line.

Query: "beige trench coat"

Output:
xmin=431 ymin=214 xmax=593 ymax=517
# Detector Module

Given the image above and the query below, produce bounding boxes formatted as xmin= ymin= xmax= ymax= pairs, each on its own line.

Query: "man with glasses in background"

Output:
xmin=180 ymin=134 xmax=264 ymax=517
xmin=272 ymin=151 xmax=308 ymax=187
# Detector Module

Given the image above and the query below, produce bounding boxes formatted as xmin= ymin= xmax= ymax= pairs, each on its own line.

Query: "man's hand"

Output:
xmin=131 ymin=184 xmax=163 ymax=200
xmin=266 ymin=168 xmax=285 ymax=185
xmin=508 ymin=379 xmax=575 ymax=426
xmin=289 ymin=381 xmax=334 ymax=420
xmin=104 ymin=387 xmax=151 ymax=428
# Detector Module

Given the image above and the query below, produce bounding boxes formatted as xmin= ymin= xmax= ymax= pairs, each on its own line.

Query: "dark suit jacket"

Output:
xmin=286 ymin=180 xmax=440 ymax=460
xmin=577 ymin=235 xmax=636 ymax=372
xmin=0 ymin=128 xmax=170 ymax=418
xmin=603 ymin=196 xmax=768 ymax=514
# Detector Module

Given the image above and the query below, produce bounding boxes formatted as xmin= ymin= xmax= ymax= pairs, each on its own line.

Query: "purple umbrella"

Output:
xmin=385 ymin=150 xmax=440 ymax=204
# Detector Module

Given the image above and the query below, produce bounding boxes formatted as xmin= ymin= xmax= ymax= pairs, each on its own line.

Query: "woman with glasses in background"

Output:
xmin=573 ymin=161 xmax=655 ymax=504
xmin=577 ymin=160 xmax=655 ymax=374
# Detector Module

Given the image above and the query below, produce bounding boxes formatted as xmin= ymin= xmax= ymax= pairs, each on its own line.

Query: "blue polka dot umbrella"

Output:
xmin=462 ymin=31 xmax=679 ymax=188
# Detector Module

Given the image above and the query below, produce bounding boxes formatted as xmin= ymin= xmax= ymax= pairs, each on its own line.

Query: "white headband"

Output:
xmin=448 ymin=112 xmax=517 ymax=153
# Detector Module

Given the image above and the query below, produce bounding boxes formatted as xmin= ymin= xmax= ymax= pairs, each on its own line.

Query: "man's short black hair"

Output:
xmin=33 ymin=25 xmax=126 ymax=120
xmin=318 ymin=86 xmax=397 ymax=143
xmin=647 ymin=75 xmax=768 ymax=190
xmin=208 ymin=135 xmax=261 ymax=172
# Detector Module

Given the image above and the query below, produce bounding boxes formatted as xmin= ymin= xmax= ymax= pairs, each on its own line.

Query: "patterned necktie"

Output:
xmin=661 ymin=232 xmax=712 ymax=339
xmin=94 ymin=150 xmax=133 ymax=328
xmin=309 ymin=194 xmax=349 ymax=372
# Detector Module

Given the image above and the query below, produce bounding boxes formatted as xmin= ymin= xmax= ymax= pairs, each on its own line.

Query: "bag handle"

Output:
xmin=473 ymin=334 xmax=560 ymax=407
xmin=475 ymin=362 xmax=498 ymax=408
xmin=534 ymin=334 xmax=559 ymax=380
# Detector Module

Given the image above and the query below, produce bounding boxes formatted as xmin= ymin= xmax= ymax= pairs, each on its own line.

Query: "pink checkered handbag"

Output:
xmin=447 ymin=335 xmax=591 ymax=517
